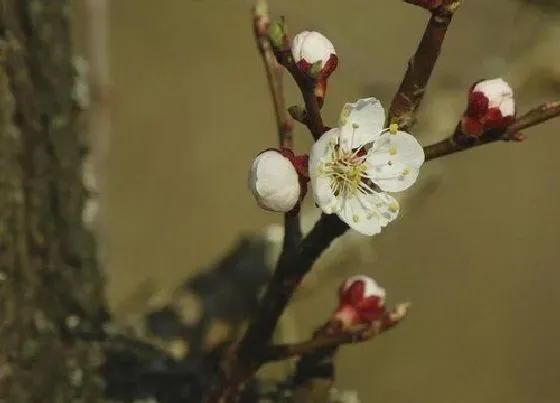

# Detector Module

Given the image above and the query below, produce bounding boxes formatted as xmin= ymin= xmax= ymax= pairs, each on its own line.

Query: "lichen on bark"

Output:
xmin=0 ymin=1 xmax=107 ymax=401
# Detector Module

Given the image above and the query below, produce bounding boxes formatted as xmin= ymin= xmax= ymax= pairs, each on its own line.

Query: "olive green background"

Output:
xmin=74 ymin=1 xmax=560 ymax=402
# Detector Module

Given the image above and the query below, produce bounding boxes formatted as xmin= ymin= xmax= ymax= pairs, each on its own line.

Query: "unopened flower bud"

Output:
xmin=268 ymin=22 xmax=286 ymax=49
xmin=248 ymin=149 xmax=301 ymax=212
xmin=291 ymin=31 xmax=338 ymax=79
xmin=332 ymin=275 xmax=386 ymax=329
xmin=462 ymin=78 xmax=516 ymax=137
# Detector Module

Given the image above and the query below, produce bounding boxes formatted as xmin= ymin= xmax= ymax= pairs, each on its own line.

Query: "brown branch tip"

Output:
xmin=263 ymin=303 xmax=411 ymax=362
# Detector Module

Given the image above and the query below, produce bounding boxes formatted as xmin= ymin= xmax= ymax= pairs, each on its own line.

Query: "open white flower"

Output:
xmin=308 ymin=98 xmax=425 ymax=236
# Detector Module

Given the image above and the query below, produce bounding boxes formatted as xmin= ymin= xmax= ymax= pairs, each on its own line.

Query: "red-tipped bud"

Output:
xmin=462 ymin=78 xmax=516 ymax=137
xmin=291 ymin=31 xmax=338 ymax=79
xmin=332 ymin=275 xmax=386 ymax=329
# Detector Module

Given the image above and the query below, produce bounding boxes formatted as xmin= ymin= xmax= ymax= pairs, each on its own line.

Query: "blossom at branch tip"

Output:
xmin=333 ymin=275 xmax=386 ymax=328
xmin=291 ymin=31 xmax=338 ymax=79
xmin=462 ymin=78 xmax=516 ymax=137
xmin=248 ymin=149 xmax=307 ymax=213
xmin=308 ymin=98 xmax=425 ymax=236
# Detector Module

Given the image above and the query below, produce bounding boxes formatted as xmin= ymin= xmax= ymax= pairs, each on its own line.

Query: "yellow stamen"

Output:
xmin=352 ymin=214 xmax=359 ymax=223
xmin=389 ymin=146 xmax=397 ymax=155
xmin=402 ymin=167 xmax=410 ymax=176
xmin=388 ymin=202 xmax=399 ymax=213
xmin=389 ymin=123 xmax=398 ymax=134
xmin=340 ymin=106 xmax=350 ymax=125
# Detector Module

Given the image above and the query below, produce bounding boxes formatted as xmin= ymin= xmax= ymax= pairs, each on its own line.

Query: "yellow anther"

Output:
xmin=389 ymin=123 xmax=398 ymax=134
xmin=352 ymin=214 xmax=360 ymax=223
xmin=388 ymin=202 xmax=399 ymax=213
xmin=402 ymin=167 xmax=410 ymax=176
xmin=388 ymin=146 xmax=397 ymax=155
xmin=340 ymin=106 xmax=350 ymax=125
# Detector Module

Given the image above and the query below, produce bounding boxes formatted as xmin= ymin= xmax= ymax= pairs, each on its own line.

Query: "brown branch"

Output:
xmin=262 ymin=303 xmax=410 ymax=362
xmin=275 ymin=49 xmax=325 ymax=139
xmin=206 ymin=214 xmax=348 ymax=402
xmin=388 ymin=0 xmax=462 ymax=131
xmin=424 ymin=100 xmax=560 ymax=161
xmin=287 ymin=304 xmax=409 ymax=402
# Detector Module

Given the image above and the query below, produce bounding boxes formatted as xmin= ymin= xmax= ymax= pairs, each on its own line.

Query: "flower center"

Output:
xmin=318 ymin=138 xmax=374 ymax=197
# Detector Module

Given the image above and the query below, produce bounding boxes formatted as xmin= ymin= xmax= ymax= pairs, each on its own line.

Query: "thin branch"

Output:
xmin=424 ymin=100 xmax=560 ymax=161
xmin=288 ymin=304 xmax=409 ymax=402
xmin=275 ymin=50 xmax=325 ymax=139
xmin=253 ymin=2 xmax=293 ymax=149
xmin=262 ymin=303 xmax=410 ymax=362
xmin=388 ymin=0 xmax=462 ymax=131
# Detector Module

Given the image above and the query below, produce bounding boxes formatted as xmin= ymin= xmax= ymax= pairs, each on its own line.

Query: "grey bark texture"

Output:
xmin=0 ymin=1 xmax=107 ymax=401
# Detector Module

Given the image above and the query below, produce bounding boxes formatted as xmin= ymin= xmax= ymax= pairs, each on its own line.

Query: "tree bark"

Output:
xmin=0 ymin=1 xmax=107 ymax=401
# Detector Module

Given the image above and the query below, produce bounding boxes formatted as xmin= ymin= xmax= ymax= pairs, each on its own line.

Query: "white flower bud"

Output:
xmin=291 ymin=31 xmax=336 ymax=70
xmin=472 ymin=78 xmax=515 ymax=117
xmin=248 ymin=150 xmax=301 ymax=212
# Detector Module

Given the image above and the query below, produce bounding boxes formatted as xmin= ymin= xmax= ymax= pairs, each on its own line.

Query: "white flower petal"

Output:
xmin=313 ymin=175 xmax=338 ymax=213
xmin=337 ymin=191 xmax=399 ymax=236
xmin=338 ymin=123 xmax=355 ymax=153
xmin=309 ymin=128 xmax=340 ymax=210
xmin=248 ymin=151 xmax=300 ymax=212
xmin=499 ymin=97 xmax=515 ymax=117
xmin=338 ymin=98 xmax=386 ymax=148
xmin=366 ymin=130 xmax=425 ymax=193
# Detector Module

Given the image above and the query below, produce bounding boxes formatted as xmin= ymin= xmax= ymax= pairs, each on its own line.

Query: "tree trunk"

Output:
xmin=0 ymin=1 xmax=107 ymax=401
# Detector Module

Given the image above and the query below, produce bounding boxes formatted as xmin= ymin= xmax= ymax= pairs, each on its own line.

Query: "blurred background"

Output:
xmin=72 ymin=0 xmax=560 ymax=402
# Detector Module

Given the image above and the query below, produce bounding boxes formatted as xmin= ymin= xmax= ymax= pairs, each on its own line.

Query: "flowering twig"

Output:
xmin=271 ymin=40 xmax=326 ymax=139
xmin=285 ymin=277 xmax=404 ymax=401
xmin=388 ymin=0 xmax=462 ymax=131
xmin=424 ymin=100 xmax=560 ymax=161
xmin=262 ymin=303 xmax=410 ymax=362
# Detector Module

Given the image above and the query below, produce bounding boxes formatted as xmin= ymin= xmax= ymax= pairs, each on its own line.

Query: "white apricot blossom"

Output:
xmin=248 ymin=150 xmax=301 ymax=212
xmin=308 ymin=98 xmax=425 ymax=236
